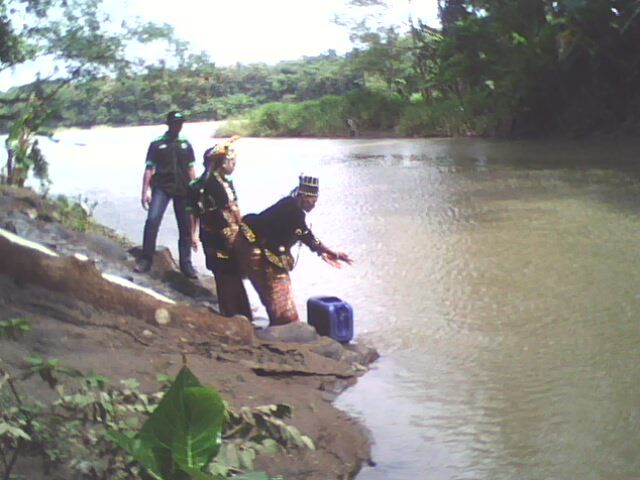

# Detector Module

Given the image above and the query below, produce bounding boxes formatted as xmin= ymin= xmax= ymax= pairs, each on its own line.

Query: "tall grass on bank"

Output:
xmin=216 ymin=88 xmax=507 ymax=138
xmin=218 ymin=89 xmax=406 ymax=137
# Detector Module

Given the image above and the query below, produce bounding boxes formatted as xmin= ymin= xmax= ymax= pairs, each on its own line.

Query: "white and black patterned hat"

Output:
xmin=298 ymin=175 xmax=319 ymax=196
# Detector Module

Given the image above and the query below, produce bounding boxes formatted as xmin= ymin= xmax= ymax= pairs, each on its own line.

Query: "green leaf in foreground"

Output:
xmin=173 ymin=386 xmax=225 ymax=470
xmin=108 ymin=366 xmax=225 ymax=479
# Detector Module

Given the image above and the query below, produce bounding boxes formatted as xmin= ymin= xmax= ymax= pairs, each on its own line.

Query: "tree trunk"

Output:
xmin=5 ymin=146 xmax=14 ymax=185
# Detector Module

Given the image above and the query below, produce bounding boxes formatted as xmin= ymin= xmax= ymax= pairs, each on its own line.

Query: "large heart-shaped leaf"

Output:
xmin=139 ymin=366 xmax=203 ymax=451
xmin=109 ymin=366 xmax=226 ymax=479
xmin=173 ymin=386 xmax=225 ymax=470
xmin=141 ymin=367 xmax=225 ymax=477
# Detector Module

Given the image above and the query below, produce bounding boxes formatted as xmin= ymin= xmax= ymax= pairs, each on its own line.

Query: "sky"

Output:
xmin=0 ymin=0 xmax=440 ymax=90
xmin=117 ymin=0 xmax=441 ymax=65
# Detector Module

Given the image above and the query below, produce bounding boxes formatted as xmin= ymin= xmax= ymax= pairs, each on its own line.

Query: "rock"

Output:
xmin=255 ymin=322 xmax=319 ymax=343
xmin=154 ymin=308 xmax=171 ymax=325
xmin=344 ymin=342 xmax=380 ymax=366
xmin=142 ymin=329 xmax=153 ymax=337
xmin=310 ymin=336 xmax=346 ymax=362
xmin=162 ymin=270 xmax=213 ymax=300
xmin=83 ymin=232 xmax=128 ymax=262
xmin=129 ymin=245 xmax=214 ymax=301
xmin=129 ymin=245 xmax=178 ymax=274
xmin=3 ymin=221 xmax=17 ymax=233
xmin=308 ymin=337 xmax=379 ymax=368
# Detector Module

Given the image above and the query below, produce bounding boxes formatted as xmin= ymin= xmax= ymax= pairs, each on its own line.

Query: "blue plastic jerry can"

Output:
xmin=307 ymin=296 xmax=354 ymax=343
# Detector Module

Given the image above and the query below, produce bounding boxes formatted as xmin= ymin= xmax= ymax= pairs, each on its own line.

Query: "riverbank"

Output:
xmin=0 ymin=184 xmax=378 ymax=479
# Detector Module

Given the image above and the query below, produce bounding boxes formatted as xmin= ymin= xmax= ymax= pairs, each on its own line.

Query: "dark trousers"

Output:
xmin=201 ymin=237 xmax=253 ymax=320
xmin=213 ymin=271 xmax=253 ymax=320
xmin=142 ymin=188 xmax=192 ymax=266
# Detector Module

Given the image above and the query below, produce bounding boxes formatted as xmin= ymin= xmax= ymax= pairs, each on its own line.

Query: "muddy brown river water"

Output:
xmin=23 ymin=125 xmax=640 ymax=480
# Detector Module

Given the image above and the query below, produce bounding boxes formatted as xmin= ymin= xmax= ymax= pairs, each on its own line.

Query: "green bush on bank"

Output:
xmin=396 ymin=97 xmax=474 ymax=137
xmin=344 ymin=88 xmax=404 ymax=133
xmin=245 ymin=96 xmax=347 ymax=137
xmin=395 ymin=92 xmax=520 ymax=138
xmin=224 ymin=89 xmax=408 ymax=137
xmin=219 ymin=88 xmax=513 ymax=138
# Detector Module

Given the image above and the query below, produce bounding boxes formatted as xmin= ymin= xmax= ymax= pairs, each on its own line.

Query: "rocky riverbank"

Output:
xmin=0 ymin=184 xmax=378 ymax=480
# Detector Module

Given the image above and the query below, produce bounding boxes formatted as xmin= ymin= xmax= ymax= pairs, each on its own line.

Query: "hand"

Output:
xmin=321 ymin=251 xmax=353 ymax=269
xmin=141 ymin=189 xmax=151 ymax=210
xmin=191 ymin=238 xmax=200 ymax=252
xmin=335 ymin=251 xmax=353 ymax=265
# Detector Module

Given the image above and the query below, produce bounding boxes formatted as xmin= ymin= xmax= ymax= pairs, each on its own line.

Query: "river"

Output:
xmin=9 ymin=123 xmax=640 ymax=480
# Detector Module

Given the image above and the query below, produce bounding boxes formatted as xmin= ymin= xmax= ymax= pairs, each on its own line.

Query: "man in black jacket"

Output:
xmin=236 ymin=175 xmax=352 ymax=325
xmin=135 ymin=111 xmax=198 ymax=278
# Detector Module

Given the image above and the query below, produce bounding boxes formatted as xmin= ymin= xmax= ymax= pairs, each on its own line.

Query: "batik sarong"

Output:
xmin=234 ymin=233 xmax=299 ymax=325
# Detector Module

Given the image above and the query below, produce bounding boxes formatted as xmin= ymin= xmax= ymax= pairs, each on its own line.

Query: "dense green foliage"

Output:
xmin=39 ymin=51 xmax=363 ymax=127
xmin=2 ymin=0 xmax=640 ymax=140
xmin=428 ymin=0 xmax=640 ymax=136
xmin=219 ymin=88 xmax=404 ymax=137
xmin=107 ymin=366 xmax=227 ymax=479
xmin=1 ymin=327 xmax=310 ymax=479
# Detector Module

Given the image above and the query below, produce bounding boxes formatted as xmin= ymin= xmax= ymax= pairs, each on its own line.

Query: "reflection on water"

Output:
xmin=29 ymin=126 xmax=640 ymax=479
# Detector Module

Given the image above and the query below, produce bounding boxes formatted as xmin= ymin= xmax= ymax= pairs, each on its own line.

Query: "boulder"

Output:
xmin=254 ymin=322 xmax=319 ymax=343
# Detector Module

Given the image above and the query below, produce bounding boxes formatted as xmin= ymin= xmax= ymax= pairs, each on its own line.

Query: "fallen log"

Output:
xmin=0 ymin=227 xmax=254 ymax=345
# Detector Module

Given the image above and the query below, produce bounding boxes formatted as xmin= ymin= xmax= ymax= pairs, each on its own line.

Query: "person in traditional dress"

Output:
xmin=188 ymin=136 xmax=252 ymax=319
xmin=235 ymin=175 xmax=352 ymax=326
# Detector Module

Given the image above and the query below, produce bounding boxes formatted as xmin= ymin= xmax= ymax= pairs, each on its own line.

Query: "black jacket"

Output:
xmin=243 ymin=196 xmax=323 ymax=257
xmin=145 ymin=132 xmax=195 ymax=196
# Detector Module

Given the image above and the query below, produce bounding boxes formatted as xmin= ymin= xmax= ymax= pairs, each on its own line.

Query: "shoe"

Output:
xmin=135 ymin=258 xmax=152 ymax=273
xmin=180 ymin=263 xmax=198 ymax=279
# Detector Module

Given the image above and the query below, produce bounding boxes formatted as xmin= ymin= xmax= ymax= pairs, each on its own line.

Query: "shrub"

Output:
xmin=1 ymin=351 xmax=310 ymax=479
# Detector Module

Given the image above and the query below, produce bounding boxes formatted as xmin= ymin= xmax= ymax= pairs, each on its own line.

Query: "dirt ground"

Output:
xmin=0 ymin=185 xmax=377 ymax=480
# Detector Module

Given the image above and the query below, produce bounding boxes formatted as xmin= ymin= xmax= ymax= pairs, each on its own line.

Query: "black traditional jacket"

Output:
xmin=188 ymin=170 xmax=239 ymax=246
xmin=242 ymin=196 xmax=324 ymax=270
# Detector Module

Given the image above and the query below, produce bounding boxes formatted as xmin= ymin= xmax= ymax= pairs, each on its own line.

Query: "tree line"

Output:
xmin=2 ymin=0 xmax=640 ymax=153
xmin=221 ymin=0 xmax=640 ymax=139
xmin=43 ymin=51 xmax=365 ymax=128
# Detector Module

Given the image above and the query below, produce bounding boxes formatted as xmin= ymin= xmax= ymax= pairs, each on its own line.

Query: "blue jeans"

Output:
xmin=142 ymin=188 xmax=192 ymax=266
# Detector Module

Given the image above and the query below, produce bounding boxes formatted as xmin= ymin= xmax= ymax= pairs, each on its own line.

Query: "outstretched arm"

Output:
xmin=293 ymin=206 xmax=353 ymax=268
